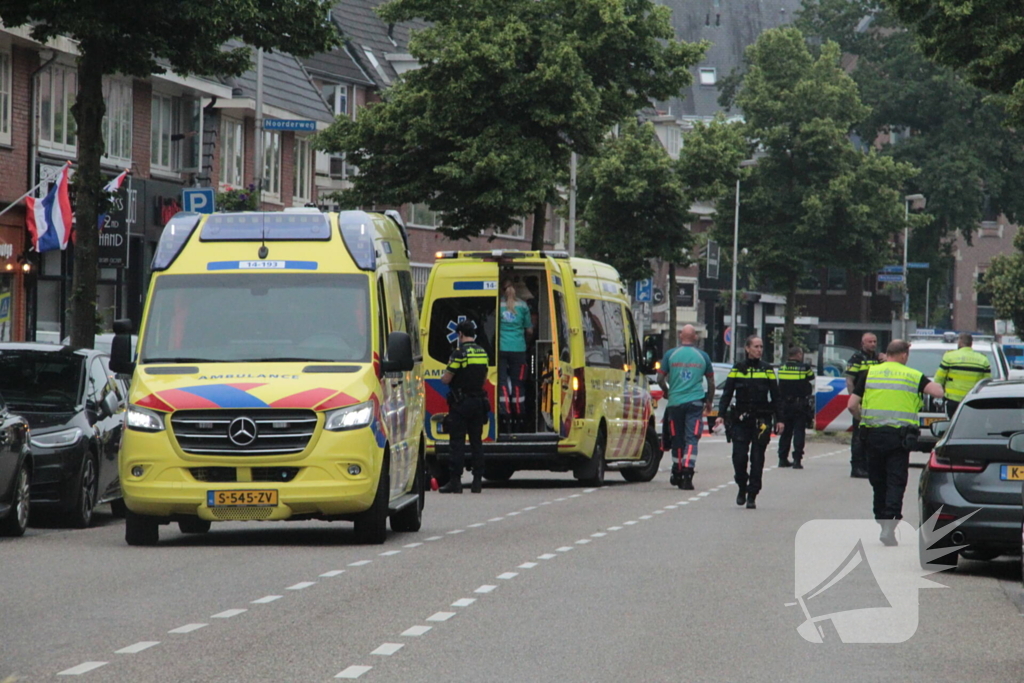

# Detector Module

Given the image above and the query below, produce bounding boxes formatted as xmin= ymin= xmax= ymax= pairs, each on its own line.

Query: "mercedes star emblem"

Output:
xmin=227 ymin=416 xmax=258 ymax=447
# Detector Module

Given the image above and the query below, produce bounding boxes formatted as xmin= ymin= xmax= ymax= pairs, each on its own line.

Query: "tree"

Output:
xmin=0 ymin=1 xmax=338 ymax=349
xmin=797 ymin=0 xmax=1024 ymax=327
xmin=717 ymin=28 xmax=921 ymax=348
xmin=884 ymin=0 xmax=1024 ymax=125
xmin=315 ymin=0 xmax=706 ymax=249
xmin=978 ymin=231 xmax=1024 ymax=334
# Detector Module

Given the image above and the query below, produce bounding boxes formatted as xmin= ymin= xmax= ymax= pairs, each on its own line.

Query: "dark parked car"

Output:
xmin=918 ymin=379 xmax=1024 ymax=571
xmin=0 ymin=344 xmax=125 ymax=527
xmin=0 ymin=394 xmax=32 ymax=536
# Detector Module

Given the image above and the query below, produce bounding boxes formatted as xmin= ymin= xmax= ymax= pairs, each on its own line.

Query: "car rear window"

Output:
xmin=949 ymin=397 xmax=1024 ymax=439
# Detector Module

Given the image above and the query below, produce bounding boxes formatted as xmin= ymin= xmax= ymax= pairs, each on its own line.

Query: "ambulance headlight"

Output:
xmin=126 ymin=405 xmax=165 ymax=432
xmin=325 ymin=401 xmax=374 ymax=432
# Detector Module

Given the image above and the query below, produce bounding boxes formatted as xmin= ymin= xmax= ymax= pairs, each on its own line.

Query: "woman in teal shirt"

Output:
xmin=499 ymin=279 xmax=533 ymax=429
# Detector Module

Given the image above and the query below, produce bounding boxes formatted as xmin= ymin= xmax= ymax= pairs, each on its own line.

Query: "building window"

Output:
xmin=102 ymin=79 xmax=132 ymax=165
xmin=827 ymin=267 xmax=846 ymax=291
xmin=263 ymin=130 xmax=281 ymax=198
xmin=38 ymin=64 xmax=78 ymax=154
xmin=151 ymin=94 xmax=177 ymax=171
xmin=221 ymin=117 xmax=244 ymax=188
xmin=0 ymin=50 xmax=10 ymax=146
xmin=699 ymin=68 xmax=717 ymax=86
xmin=293 ymin=136 xmax=311 ymax=203
xmin=409 ymin=202 xmax=440 ymax=229
xmin=494 ymin=218 xmax=526 ymax=239
xmin=324 ymin=83 xmax=349 ymax=118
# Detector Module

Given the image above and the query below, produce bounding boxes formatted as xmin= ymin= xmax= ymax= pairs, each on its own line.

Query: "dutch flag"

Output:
xmin=26 ymin=163 xmax=73 ymax=253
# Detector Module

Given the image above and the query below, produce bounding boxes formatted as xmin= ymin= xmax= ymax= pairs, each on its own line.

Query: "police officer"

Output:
xmin=935 ymin=332 xmax=991 ymax=417
xmin=440 ymin=320 xmax=491 ymax=494
xmin=776 ymin=346 xmax=815 ymax=469
xmin=847 ymin=339 xmax=943 ymax=545
xmin=714 ymin=336 xmax=784 ymax=509
xmin=846 ymin=333 xmax=883 ymax=478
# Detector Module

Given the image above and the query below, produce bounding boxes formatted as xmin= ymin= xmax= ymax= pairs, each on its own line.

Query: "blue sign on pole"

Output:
xmin=880 ymin=265 xmax=904 ymax=273
xmin=906 ymin=262 xmax=930 ymax=269
xmin=263 ymin=119 xmax=317 ymax=132
xmin=878 ymin=274 xmax=905 ymax=283
xmin=182 ymin=188 xmax=216 ymax=214
xmin=635 ymin=279 xmax=653 ymax=302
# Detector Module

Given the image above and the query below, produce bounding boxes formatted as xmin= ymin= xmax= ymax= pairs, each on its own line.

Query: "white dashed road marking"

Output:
xmin=403 ymin=542 xmax=423 ymax=548
xmin=624 ymin=521 xmax=638 ymax=526
xmin=252 ymin=595 xmax=283 ymax=603
xmin=698 ymin=492 xmax=710 ymax=497
xmin=475 ymin=585 xmax=497 ymax=594
xmin=320 ymin=570 xmax=346 ymax=578
xmin=57 ymin=662 xmax=108 ymax=676
xmin=287 ymin=581 xmax=316 ymax=590
xmin=468 ymin=523 xmax=486 ymax=528
xmin=497 ymin=572 xmax=519 ymax=580
xmin=538 ymin=553 xmax=557 ymax=560
xmin=447 ymin=529 xmax=464 ymax=535
xmin=425 ymin=536 xmax=443 ymax=541
xmin=523 ymin=506 xmax=537 ymax=511
xmin=556 ymin=546 xmax=574 ymax=551
xmin=348 ymin=560 xmax=372 ymax=567
xmin=335 ymin=665 xmax=373 ymax=679
xmin=452 ymin=598 xmax=476 ymax=607
xmin=168 ymin=623 xmax=207 ymax=634
xmin=427 ymin=612 xmax=456 ymax=622
xmin=518 ymin=562 xmax=538 ymax=569
xmin=488 ymin=517 xmax=504 ymax=522
xmin=380 ymin=550 xmax=401 ymax=556
xmin=115 ymin=642 xmax=159 ymax=654
xmin=402 ymin=626 xmax=432 ymax=636
xmin=575 ymin=539 xmax=591 ymax=545
xmin=212 ymin=609 xmax=247 ymax=619
xmin=591 ymin=532 xmax=607 ymax=537
xmin=371 ymin=643 xmax=404 ymax=656
xmin=506 ymin=511 xmax=520 ymax=516
xmin=607 ymin=526 xmax=623 ymax=531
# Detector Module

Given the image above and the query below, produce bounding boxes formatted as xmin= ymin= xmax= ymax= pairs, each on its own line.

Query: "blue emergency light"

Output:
xmin=199 ymin=212 xmax=331 ymax=241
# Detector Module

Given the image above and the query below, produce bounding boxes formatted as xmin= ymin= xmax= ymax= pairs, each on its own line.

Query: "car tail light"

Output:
xmin=927 ymin=451 xmax=984 ymax=473
xmin=572 ymin=368 xmax=586 ymax=419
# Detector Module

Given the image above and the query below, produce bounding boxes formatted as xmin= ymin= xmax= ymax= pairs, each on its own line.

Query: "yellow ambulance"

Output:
xmin=110 ymin=209 xmax=424 ymax=545
xmin=420 ymin=250 xmax=660 ymax=485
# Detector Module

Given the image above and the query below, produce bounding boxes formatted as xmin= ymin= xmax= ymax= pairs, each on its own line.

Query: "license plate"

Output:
xmin=920 ymin=416 xmax=943 ymax=427
xmin=1000 ymin=466 xmax=1024 ymax=481
xmin=207 ymin=490 xmax=278 ymax=507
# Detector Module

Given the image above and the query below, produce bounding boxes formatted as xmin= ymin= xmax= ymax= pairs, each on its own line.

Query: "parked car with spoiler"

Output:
xmin=110 ymin=209 xmax=424 ymax=546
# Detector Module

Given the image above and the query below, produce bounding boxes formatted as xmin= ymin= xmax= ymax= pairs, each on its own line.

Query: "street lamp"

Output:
xmin=902 ymin=193 xmax=926 ymax=339
xmin=730 ymin=158 xmax=759 ymax=365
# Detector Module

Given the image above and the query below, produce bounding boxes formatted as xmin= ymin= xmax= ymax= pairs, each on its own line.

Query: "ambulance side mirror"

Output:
xmin=641 ymin=333 xmax=663 ymax=375
xmin=109 ymin=318 xmax=135 ymax=375
xmin=382 ymin=331 xmax=415 ymax=373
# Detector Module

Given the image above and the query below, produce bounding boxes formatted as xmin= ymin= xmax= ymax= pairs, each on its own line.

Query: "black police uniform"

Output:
xmin=776 ymin=360 xmax=815 ymax=468
xmin=718 ymin=357 xmax=781 ymax=508
xmin=441 ymin=332 xmax=491 ymax=494
xmin=845 ymin=349 xmax=882 ymax=477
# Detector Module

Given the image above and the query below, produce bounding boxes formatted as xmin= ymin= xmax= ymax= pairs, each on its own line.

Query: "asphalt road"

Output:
xmin=3 ymin=436 xmax=1023 ymax=682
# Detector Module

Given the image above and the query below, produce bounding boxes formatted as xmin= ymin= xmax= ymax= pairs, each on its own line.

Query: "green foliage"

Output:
xmin=676 ymin=116 xmax=748 ymax=203
xmin=314 ymin=0 xmax=706 ymax=244
xmin=577 ymin=120 xmax=690 ymax=282
xmin=978 ymin=231 xmax=1024 ymax=333
xmin=217 ymin=184 xmax=260 ymax=212
xmin=884 ymin=0 xmax=1024 ymax=126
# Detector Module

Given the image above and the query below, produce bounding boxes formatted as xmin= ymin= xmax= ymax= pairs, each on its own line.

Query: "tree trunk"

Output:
xmin=783 ymin=272 xmax=798 ymax=353
xmin=68 ymin=46 xmax=105 ymax=351
xmin=530 ymin=203 xmax=546 ymax=251
xmin=667 ymin=262 xmax=677 ymax=350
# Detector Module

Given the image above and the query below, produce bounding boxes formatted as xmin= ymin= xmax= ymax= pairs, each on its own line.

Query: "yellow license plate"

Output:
xmin=1001 ymin=465 xmax=1024 ymax=481
xmin=920 ymin=416 xmax=943 ymax=427
xmin=207 ymin=490 xmax=278 ymax=507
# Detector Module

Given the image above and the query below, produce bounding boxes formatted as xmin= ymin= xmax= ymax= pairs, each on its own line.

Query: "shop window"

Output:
xmin=221 ymin=117 xmax=244 ymax=188
xmin=102 ymin=79 xmax=132 ymax=165
xmin=38 ymin=64 xmax=77 ymax=154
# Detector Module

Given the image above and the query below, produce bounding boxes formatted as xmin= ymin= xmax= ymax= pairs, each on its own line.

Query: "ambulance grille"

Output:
xmin=210 ymin=507 xmax=275 ymax=521
xmin=171 ymin=409 xmax=317 ymax=456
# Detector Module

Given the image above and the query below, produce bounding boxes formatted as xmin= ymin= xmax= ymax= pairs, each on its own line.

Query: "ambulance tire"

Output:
xmin=621 ymin=428 xmax=661 ymax=483
xmin=354 ymin=457 xmax=390 ymax=545
xmin=178 ymin=517 xmax=212 ymax=534
xmin=483 ymin=464 xmax=515 ymax=482
xmin=574 ymin=427 xmax=606 ymax=486
xmin=125 ymin=510 xmax=160 ymax=546
xmin=391 ymin=450 xmax=424 ymax=533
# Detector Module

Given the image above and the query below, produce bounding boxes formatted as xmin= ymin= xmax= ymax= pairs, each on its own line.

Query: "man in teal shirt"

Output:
xmin=657 ymin=325 xmax=714 ymax=490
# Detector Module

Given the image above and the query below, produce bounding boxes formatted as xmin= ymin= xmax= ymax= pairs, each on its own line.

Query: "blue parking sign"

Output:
xmin=635 ymin=279 xmax=653 ymax=302
xmin=182 ymin=188 xmax=216 ymax=214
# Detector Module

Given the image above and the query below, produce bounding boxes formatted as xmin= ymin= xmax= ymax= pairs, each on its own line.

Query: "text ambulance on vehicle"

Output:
xmin=420 ymin=250 xmax=660 ymax=485
xmin=110 ymin=209 xmax=425 ymax=546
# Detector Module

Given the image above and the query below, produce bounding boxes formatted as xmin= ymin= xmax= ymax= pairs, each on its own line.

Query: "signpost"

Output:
xmin=724 ymin=326 xmax=733 ymax=346
xmin=706 ymin=240 xmax=720 ymax=280
xmin=262 ymin=119 xmax=317 ymax=132
xmin=635 ymin=278 xmax=652 ymax=303
xmin=182 ymin=188 xmax=216 ymax=214
xmin=878 ymin=274 xmax=904 ymax=283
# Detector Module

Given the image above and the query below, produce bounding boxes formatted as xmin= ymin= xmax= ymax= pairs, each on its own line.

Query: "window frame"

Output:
xmin=37 ymin=63 xmax=78 ymax=155
xmin=262 ymin=130 xmax=281 ymax=200
xmin=0 ymin=49 xmax=11 ymax=146
xmin=699 ymin=67 xmax=717 ymax=86
xmin=101 ymin=78 xmax=133 ymax=166
xmin=293 ymin=136 xmax=312 ymax=203
xmin=220 ymin=116 xmax=245 ymax=189
xmin=150 ymin=92 xmax=178 ymax=172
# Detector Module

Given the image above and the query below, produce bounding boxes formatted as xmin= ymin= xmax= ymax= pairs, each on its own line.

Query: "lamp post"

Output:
xmin=902 ymin=193 xmax=926 ymax=339
xmin=729 ymin=159 xmax=759 ymax=365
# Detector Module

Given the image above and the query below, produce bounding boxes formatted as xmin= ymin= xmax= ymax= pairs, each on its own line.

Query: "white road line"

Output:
xmin=678 ymin=501 xmax=689 ymax=505
xmin=488 ymin=517 xmax=504 ymax=522
xmin=115 ymin=641 xmax=159 ymax=654
xmin=452 ymin=598 xmax=477 ymax=607
xmin=623 ymin=521 xmax=638 ymax=526
xmin=575 ymin=539 xmax=591 ymax=545
xmin=475 ymin=585 xmax=497 ymax=593
xmin=556 ymin=546 xmax=574 ymax=551
xmin=448 ymin=529 xmax=464 ymax=535
xmin=653 ymin=510 xmax=665 ymax=514
xmin=335 ymin=665 xmax=372 ymax=679
xmin=523 ymin=506 xmax=537 ymax=511
xmin=639 ymin=515 xmax=653 ymax=520
xmin=425 ymin=536 xmax=443 ymax=541
xmin=468 ymin=522 xmax=486 ymax=528
xmin=401 ymin=625 xmax=432 ymax=637
xmin=348 ymin=560 xmax=372 ymax=567
xmin=698 ymin=492 xmax=710 ymax=497
xmin=497 ymin=572 xmax=519 ymax=579
xmin=569 ymin=494 xmax=581 ymax=498
xmin=591 ymin=532 xmax=607 ymax=538
xmin=665 ymin=505 xmax=677 ymax=509
xmin=427 ymin=612 xmax=456 ymax=621
xmin=518 ymin=562 xmax=539 ymax=569
xmin=607 ymin=526 xmax=623 ymax=531
xmin=540 ymin=501 xmax=552 ymax=505
xmin=555 ymin=497 xmax=567 ymax=502
xmin=380 ymin=550 xmax=401 ymax=556
xmin=404 ymin=542 xmax=423 ymax=548
xmin=252 ymin=595 xmax=283 ymax=603
xmin=168 ymin=623 xmax=207 ymax=634
xmin=57 ymin=662 xmax=108 ymax=676
xmin=506 ymin=511 xmax=520 ymax=516
xmin=583 ymin=488 xmax=597 ymax=493
xmin=287 ymin=581 xmax=317 ymax=590
xmin=689 ymin=497 xmax=700 ymax=501
xmin=538 ymin=553 xmax=557 ymax=560
xmin=371 ymin=643 xmax=404 ymax=656
xmin=320 ymin=570 xmax=346 ymax=577
xmin=212 ymin=609 xmax=247 ymax=619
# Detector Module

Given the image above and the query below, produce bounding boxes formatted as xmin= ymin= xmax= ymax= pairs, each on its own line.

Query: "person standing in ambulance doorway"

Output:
xmin=776 ymin=346 xmax=815 ymax=469
xmin=658 ymin=325 xmax=715 ymax=491
xmin=440 ymin=320 xmax=491 ymax=494
xmin=714 ymin=336 xmax=784 ymax=509
xmin=498 ymin=279 xmax=533 ymax=432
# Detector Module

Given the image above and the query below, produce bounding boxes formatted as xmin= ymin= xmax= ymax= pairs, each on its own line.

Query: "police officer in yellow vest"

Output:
xmin=935 ymin=332 xmax=991 ymax=417
xmin=847 ymin=340 xmax=943 ymax=545
xmin=440 ymin=320 xmax=491 ymax=494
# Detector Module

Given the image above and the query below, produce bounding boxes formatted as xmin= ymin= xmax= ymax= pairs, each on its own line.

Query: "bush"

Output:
xmin=216 ymin=184 xmax=259 ymax=211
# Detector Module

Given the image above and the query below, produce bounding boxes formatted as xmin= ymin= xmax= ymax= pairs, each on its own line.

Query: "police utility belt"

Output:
xmin=858 ymin=423 xmax=921 ymax=450
xmin=447 ymin=388 xmax=487 ymax=405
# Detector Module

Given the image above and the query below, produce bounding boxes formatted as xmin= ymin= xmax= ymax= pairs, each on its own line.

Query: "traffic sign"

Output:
xmin=880 ymin=265 xmax=904 ymax=273
xmin=907 ymin=262 xmax=930 ymax=269
xmin=706 ymin=240 xmax=720 ymax=280
xmin=635 ymin=278 xmax=652 ymax=302
xmin=263 ymin=119 xmax=317 ymax=132
xmin=878 ymin=274 xmax=904 ymax=283
xmin=182 ymin=188 xmax=216 ymax=214
xmin=724 ymin=326 xmax=733 ymax=346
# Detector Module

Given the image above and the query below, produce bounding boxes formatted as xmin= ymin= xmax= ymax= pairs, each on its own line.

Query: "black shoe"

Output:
xmin=746 ymin=493 xmax=757 ymax=509
xmin=792 ymin=460 xmax=804 ymax=469
xmin=779 ymin=459 xmax=792 ymax=468
xmin=679 ymin=470 xmax=694 ymax=491
xmin=736 ymin=490 xmax=747 ymax=506
xmin=471 ymin=477 xmax=482 ymax=494
xmin=851 ymin=467 xmax=870 ymax=479
xmin=439 ymin=480 xmax=463 ymax=494
xmin=669 ymin=473 xmax=680 ymax=487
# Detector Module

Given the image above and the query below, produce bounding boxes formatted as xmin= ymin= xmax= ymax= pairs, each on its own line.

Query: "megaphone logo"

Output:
xmin=789 ymin=509 xmax=975 ymax=643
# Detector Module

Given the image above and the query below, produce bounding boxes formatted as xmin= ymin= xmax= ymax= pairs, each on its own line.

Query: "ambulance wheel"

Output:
xmin=354 ymin=458 xmax=390 ymax=545
xmin=125 ymin=510 xmax=159 ymax=546
xmin=621 ymin=428 xmax=661 ymax=483
xmin=391 ymin=452 xmax=424 ymax=533
xmin=178 ymin=517 xmax=211 ymax=534
xmin=574 ymin=427 xmax=606 ymax=486
xmin=483 ymin=464 xmax=515 ymax=482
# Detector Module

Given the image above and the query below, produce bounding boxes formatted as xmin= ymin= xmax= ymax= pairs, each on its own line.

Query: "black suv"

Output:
xmin=0 ymin=344 xmax=125 ymax=527
xmin=918 ymin=379 xmax=1024 ymax=570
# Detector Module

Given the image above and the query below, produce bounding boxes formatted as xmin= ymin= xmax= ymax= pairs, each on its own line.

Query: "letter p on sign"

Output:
xmin=183 ymin=188 xmax=216 ymax=214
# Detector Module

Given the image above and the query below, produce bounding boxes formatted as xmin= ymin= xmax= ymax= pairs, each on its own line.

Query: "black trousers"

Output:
xmin=447 ymin=396 xmax=489 ymax=479
xmin=864 ymin=428 xmax=910 ymax=520
xmin=731 ymin=418 xmax=771 ymax=495
xmin=945 ymin=400 xmax=959 ymax=418
xmin=850 ymin=417 xmax=866 ymax=470
xmin=778 ymin=403 xmax=808 ymax=461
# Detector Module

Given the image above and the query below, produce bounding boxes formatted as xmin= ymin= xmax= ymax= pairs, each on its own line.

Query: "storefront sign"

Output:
xmin=98 ymin=181 xmax=137 ymax=268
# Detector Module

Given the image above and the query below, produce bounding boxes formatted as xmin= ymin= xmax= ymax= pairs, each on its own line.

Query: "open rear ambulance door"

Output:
xmin=546 ymin=264 xmax=574 ymax=441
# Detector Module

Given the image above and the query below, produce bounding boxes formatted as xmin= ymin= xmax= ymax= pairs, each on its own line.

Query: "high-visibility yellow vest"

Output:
xmin=934 ymin=347 xmax=991 ymax=402
xmin=861 ymin=362 xmax=924 ymax=429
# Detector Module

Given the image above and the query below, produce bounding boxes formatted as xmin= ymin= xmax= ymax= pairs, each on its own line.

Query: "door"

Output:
xmin=88 ymin=357 xmax=123 ymax=500
xmin=623 ymin=307 xmax=648 ymax=459
xmin=548 ymin=271 xmax=572 ymax=439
